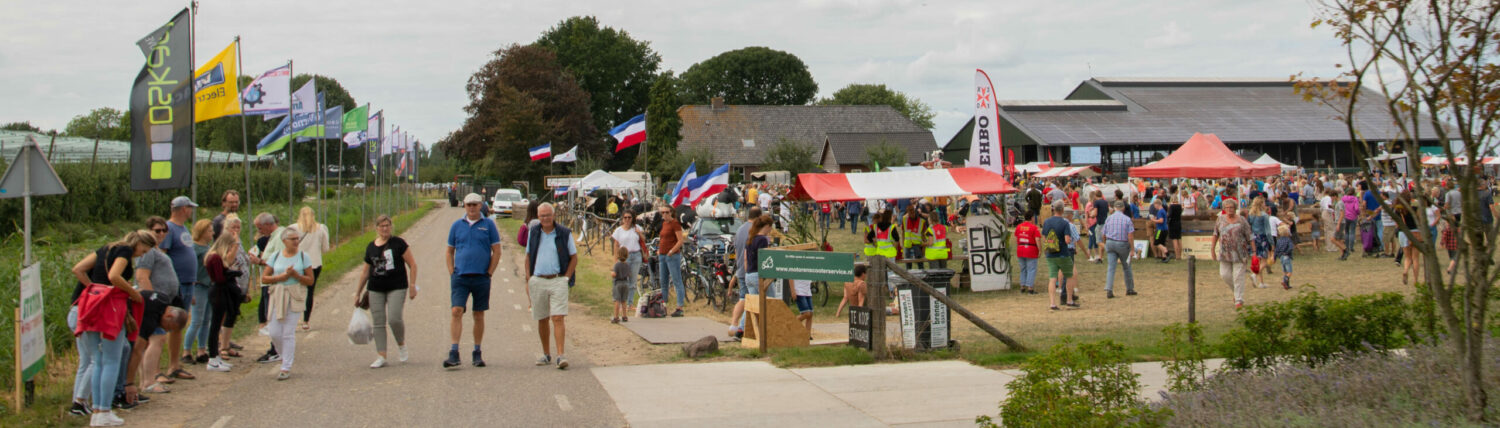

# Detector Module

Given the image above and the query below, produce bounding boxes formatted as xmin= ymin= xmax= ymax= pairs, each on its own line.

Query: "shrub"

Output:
xmin=1158 ymin=322 xmax=1210 ymax=393
xmin=978 ymin=338 xmax=1168 ymax=428
xmin=1217 ymin=290 xmax=1416 ymax=371
xmin=1159 ymin=340 xmax=1500 ymax=427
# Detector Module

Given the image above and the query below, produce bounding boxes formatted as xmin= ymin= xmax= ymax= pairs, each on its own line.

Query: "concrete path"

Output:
xmin=591 ymin=358 xmax=1226 ymax=427
xmin=170 ymin=205 xmax=625 ymax=427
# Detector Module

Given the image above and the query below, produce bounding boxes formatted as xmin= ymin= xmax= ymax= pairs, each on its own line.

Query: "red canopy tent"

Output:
xmin=785 ymin=167 xmax=1016 ymax=202
xmin=1128 ymin=133 xmax=1280 ymax=178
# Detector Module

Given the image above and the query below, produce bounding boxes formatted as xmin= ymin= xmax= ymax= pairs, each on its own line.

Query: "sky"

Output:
xmin=0 ymin=0 xmax=1347 ymax=151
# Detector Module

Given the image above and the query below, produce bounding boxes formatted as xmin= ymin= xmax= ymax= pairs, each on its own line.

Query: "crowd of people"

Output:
xmin=67 ymin=190 xmax=348 ymax=426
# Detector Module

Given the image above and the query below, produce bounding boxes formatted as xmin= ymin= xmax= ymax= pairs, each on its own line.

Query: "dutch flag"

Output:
xmin=668 ymin=162 xmax=697 ymax=207
xmin=609 ymin=114 xmax=646 ymax=152
xmin=529 ymin=143 xmax=551 ymax=161
xmin=554 ymin=186 xmax=569 ymax=197
xmin=683 ymin=164 xmax=731 ymax=208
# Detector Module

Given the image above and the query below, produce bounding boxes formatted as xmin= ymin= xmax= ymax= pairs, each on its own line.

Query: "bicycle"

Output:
xmin=810 ymin=281 xmax=831 ymax=307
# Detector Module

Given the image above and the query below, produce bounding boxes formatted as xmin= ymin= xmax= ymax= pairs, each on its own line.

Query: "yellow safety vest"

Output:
xmin=901 ymin=218 xmax=925 ymax=248
xmin=875 ymin=225 xmax=899 ymax=258
xmin=925 ymin=225 xmax=949 ymax=260
xmin=863 ymin=224 xmax=877 ymax=256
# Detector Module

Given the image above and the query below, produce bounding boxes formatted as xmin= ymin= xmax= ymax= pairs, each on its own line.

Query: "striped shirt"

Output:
xmin=1102 ymin=212 xmax=1135 ymax=242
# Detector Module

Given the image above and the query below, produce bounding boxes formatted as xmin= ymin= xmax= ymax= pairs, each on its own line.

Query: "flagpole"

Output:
xmin=316 ymin=98 xmax=324 ymax=225
xmin=236 ymin=36 xmax=252 ymax=219
xmin=189 ymin=1 xmax=199 ymax=208
xmin=287 ymin=59 xmax=295 ymax=219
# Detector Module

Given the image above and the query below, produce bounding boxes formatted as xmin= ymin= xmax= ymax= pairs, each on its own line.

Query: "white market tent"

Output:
xmin=884 ymin=165 xmax=927 ymax=172
xmin=1033 ymin=165 xmax=1102 ymax=178
xmin=575 ymin=170 xmax=642 ymax=192
xmin=1016 ymin=161 xmax=1051 ymax=174
xmin=1252 ymin=154 xmax=1298 ymax=172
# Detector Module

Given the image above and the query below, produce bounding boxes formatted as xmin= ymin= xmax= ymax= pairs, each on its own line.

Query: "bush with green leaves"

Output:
xmin=1217 ymin=290 xmax=1416 ymax=371
xmin=1158 ymin=322 xmax=1210 ymax=393
xmin=978 ymin=338 xmax=1168 ymax=428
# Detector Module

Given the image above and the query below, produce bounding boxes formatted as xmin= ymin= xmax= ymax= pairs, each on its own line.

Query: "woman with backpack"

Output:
xmin=68 ymin=230 xmax=155 ymax=426
xmin=259 ymin=228 xmax=316 ymax=380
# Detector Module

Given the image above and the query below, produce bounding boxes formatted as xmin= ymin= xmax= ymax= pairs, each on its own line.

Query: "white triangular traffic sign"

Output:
xmin=0 ymin=136 xmax=68 ymax=199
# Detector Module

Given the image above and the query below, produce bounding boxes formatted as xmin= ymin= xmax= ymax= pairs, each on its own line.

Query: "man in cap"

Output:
xmin=444 ymin=193 xmax=502 ymax=368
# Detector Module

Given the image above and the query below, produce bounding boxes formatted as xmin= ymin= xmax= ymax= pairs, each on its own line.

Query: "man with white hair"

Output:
xmin=525 ymin=202 xmax=577 ymax=369
xmin=251 ymin=212 xmax=287 ymax=364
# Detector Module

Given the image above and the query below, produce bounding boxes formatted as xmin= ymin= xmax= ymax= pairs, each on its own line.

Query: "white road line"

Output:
xmin=514 ymin=304 xmax=523 ymax=311
xmin=555 ymin=394 xmax=573 ymax=411
xmin=210 ymin=416 xmax=233 ymax=428
xmin=522 ymin=324 xmax=532 ymax=332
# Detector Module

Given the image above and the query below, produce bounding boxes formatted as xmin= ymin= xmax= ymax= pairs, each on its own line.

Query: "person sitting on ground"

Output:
xmin=835 ymin=264 xmax=868 ymax=318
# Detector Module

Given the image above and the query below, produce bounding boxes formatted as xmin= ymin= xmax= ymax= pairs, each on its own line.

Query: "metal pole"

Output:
xmin=337 ymin=134 xmax=343 ymax=238
xmin=287 ymin=59 xmax=295 ymax=219
xmin=237 ymin=37 xmax=251 ymax=217
xmin=189 ymin=1 xmax=198 ymax=207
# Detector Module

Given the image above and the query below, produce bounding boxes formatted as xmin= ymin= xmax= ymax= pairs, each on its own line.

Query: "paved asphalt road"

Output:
xmin=183 ymin=205 xmax=625 ymax=427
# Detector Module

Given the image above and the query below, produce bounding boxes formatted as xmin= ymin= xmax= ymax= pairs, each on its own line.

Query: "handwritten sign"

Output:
xmin=847 ymin=307 xmax=872 ymax=350
xmin=965 ymin=215 xmax=1010 ymax=291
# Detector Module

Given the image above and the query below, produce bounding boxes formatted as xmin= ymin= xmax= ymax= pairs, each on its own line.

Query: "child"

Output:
xmin=793 ymin=279 xmax=814 ymax=337
xmin=1275 ymin=224 xmax=1295 ymax=290
xmin=835 ymin=264 xmax=868 ymax=318
xmin=611 ymin=247 xmax=631 ymax=323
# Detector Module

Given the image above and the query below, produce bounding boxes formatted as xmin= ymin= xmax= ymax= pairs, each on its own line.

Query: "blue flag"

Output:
xmin=256 ymin=116 xmax=293 ymax=155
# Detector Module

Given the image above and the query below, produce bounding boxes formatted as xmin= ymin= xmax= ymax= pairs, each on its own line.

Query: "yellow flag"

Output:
xmin=193 ymin=41 xmax=240 ymax=122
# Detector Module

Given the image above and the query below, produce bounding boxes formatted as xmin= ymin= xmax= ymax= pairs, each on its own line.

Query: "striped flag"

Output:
xmin=609 ymin=114 xmax=646 ymax=152
xmin=529 ymin=143 xmax=551 ymax=161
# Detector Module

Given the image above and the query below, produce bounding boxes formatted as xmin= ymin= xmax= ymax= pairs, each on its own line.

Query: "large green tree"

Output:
xmin=443 ymin=44 xmax=597 ymax=190
xmin=865 ymin=140 xmax=906 ymax=171
xmin=2 ymin=121 xmax=44 ymax=133
xmin=535 ymin=16 xmax=661 ymax=134
xmin=64 ymin=107 xmax=130 ymax=140
xmin=819 ymin=83 xmax=936 ymax=129
xmin=637 ymin=72 xmax=684 ymax=181
xmin=761 ymin=138 xmax=820 ymax=174
xmin=680 ymin=47 xmax=818 ymax=105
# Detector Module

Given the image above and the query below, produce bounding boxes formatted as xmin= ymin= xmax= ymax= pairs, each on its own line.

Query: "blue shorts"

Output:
xmin=450 ymin=274 xmax=492 ymax=312
xmin=1280 ymin=258 xmax=1293 ymax=274
xmin=795 ymin=296 xmax=813 ymax=314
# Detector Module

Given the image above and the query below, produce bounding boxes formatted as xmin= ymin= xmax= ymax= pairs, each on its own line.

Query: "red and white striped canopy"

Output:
xmin=786 ymin=167 xmax=1017 ymax=202
xmin=1032 ymin=165 xmax=1101 ymax=178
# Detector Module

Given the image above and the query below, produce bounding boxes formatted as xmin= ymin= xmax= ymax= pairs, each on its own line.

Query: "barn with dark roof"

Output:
xmin=942 ymin=78 xmax=1448 ymax=173
xmin=676 ymin=98 xmax=935 ymax=176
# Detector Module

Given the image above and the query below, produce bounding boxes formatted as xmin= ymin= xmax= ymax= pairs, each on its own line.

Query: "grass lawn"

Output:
xmin=558 ymin=216 xmax=1434 ymax=369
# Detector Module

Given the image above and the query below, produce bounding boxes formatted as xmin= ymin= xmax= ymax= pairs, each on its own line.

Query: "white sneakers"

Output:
xmin=207 ymin=357 xmax=232 ymax=372
xmin=370 ymin=356 xmax=387 ymax=368
xmin=90 ymin=411 xmax=125 ymax=426
xmin=398 ymin=346 xmax=409 ymax=363
xmin=258 ymin=326 xmax=270 ymax=336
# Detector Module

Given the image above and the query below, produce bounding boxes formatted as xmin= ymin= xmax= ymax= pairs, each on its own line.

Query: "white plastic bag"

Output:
xmin=636 ymin=293 xmax=649 ymax=317
xmin=347 ymin=308 xmax=374 ymax=345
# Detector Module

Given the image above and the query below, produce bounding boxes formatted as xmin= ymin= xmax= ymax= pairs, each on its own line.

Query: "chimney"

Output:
xmin=710 ymin=97 xmax=725 ymax=111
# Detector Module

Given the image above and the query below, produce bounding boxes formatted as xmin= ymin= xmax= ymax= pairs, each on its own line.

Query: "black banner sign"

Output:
xmin=848 ymin=306 xmax=873 ymax=350
xmin=129 ymin=8 xmax=193 ymax=191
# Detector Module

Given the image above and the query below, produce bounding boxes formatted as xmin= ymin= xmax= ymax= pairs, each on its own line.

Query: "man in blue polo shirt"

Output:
xmin=444 ymin=193 xmax=502 ymax=368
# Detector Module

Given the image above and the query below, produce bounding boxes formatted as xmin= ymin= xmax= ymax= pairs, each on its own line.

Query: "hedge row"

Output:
xmin=0 ymin=163 xmax=306 ymax=237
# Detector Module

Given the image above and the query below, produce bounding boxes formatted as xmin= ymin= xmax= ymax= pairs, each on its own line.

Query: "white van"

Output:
xmin=492 ymin=189 xmax=526 ymax=218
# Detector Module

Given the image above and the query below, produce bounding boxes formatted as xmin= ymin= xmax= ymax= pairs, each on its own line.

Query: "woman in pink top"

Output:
xmin=1339 ymin=188 xmax=1361 ymax=261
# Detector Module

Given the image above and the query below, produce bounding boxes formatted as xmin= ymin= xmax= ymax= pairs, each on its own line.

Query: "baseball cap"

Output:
xmin=171 ymin=196 xmax=199 ymax=208
xmin=463 ymin=193 xmax=483 ymax=205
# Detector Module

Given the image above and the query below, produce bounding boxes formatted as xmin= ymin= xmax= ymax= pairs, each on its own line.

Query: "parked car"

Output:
xmin=491 ymin=188 xmax=527 ymax=218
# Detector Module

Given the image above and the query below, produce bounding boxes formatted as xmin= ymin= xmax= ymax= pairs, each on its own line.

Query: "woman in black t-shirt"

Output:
xmin=1168 ymin=196 xmax=1184 ymax=261
xmin=355 ymin=215 xmax=418 ymax=368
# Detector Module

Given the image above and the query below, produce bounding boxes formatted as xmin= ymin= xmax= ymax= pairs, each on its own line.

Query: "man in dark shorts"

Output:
xmin=120 ymin=290 xmax=186 ymax=407
xmin=445 ymin=193 xmax=502 ymax=368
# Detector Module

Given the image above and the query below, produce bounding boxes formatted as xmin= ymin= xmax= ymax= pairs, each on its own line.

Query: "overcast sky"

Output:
xmin=0 ymin=0 xmax=1346 ymax=150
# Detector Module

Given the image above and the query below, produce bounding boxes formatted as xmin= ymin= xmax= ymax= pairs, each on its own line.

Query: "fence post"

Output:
xmin=1187 ymin=256 xmax=1197 ymax=325
xmin=867 ymin=256 xmax=887 ymax=359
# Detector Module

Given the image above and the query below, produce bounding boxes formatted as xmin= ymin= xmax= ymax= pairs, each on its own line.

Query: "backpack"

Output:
xmin=639 ymin=289 xmax=667 ymax=318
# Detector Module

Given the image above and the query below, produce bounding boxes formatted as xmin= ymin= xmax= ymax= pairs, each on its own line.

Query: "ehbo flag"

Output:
xmin=609 ymin=114 xmax=645 ymax=152
xmin=529 ymin=143 xmax=551 ymax=161
xmin=129 ymin=8 xmax=193 ymax=190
